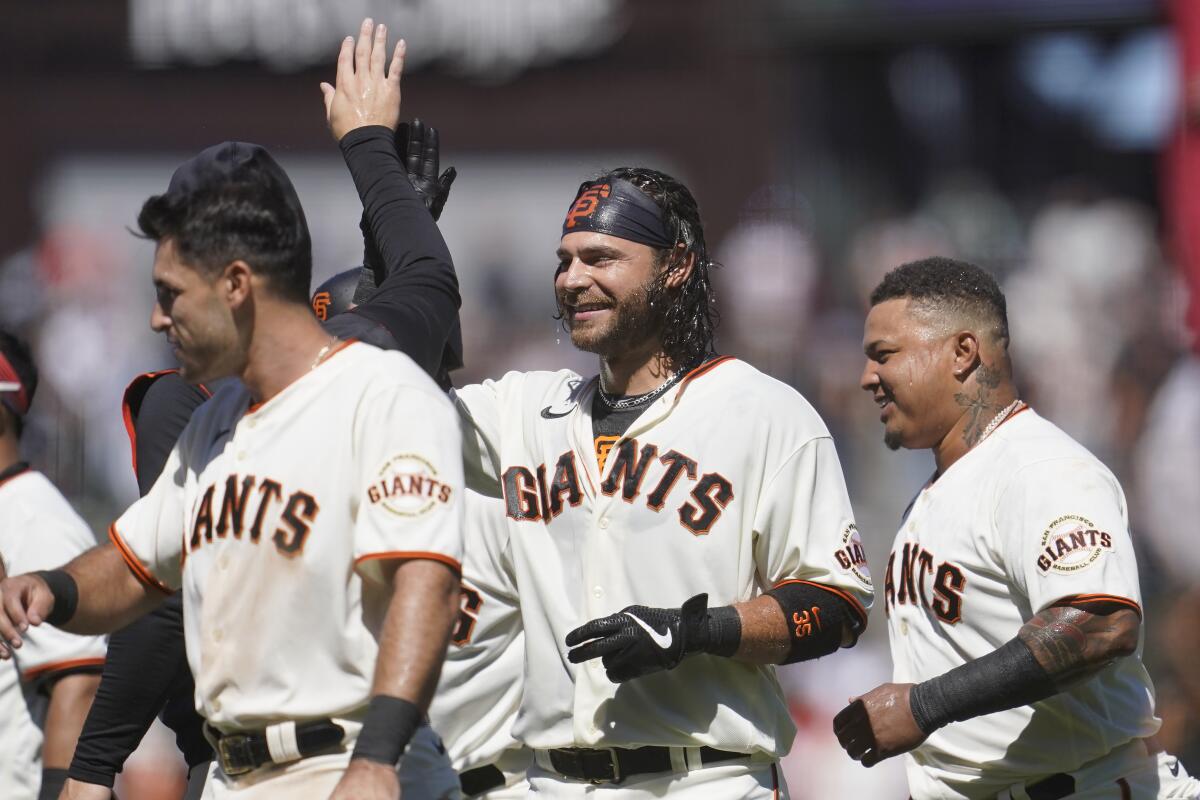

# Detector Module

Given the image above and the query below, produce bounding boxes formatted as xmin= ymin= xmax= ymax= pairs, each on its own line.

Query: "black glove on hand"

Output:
xmin=397 ymin=118 xmax=457 ymax=221
xmin=565 ymin=593 xmax=713 ymax=683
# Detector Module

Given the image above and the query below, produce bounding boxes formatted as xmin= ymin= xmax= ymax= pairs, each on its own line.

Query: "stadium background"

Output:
xmin=2 ymin=1 xmax=1197 ymax=796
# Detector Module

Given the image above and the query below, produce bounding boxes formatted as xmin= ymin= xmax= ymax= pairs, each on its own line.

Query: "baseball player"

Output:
xmin=1 ymin=19 xmax=465 ymax=800
xmin=452 ymin=169 xmax=875 ymax=797
xmin=429 ymin=490 xmax=530 ymax=799
xmin=837 ymin=256 xmax=1200 ymax=799
xmin=61 ymin=116 xmax=462 ymax=800
xmin=0 ymin=330 xmax=106 ymax=800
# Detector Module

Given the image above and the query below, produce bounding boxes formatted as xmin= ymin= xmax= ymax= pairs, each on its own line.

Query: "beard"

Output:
xmin=883 ymin=428 xmax=902 ymax=451
xmin=563 ymin=276 xmax=668 ymax=358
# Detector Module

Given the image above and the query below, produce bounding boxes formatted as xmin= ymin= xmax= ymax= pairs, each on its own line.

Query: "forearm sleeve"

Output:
xmin=329 ymin=126 xmax=461 ymax=379
xmin=66 ymin=593 xmax=208 ymax=785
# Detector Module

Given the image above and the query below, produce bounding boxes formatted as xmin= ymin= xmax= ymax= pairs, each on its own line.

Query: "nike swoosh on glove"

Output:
xmin=565 ymin=593 xmax=711 ymax=683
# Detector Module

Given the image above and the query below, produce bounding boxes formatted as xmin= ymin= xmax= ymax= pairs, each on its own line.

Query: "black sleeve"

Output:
xmin=67 ymin=594 xmax=210 ymax=785
xmin=129 ymin=373 xmax=209 ymax=494
xmin=323 ymin=125 xmax=461 ymax=378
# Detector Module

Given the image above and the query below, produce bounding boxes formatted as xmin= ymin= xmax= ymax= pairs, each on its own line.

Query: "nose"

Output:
xmin=558 ymin=257 xmax=591 ymax=293
xmin=860 ymin=359 xmax=879 ymax=393
xmin=150 ymin=303 xmax=170 ymax=334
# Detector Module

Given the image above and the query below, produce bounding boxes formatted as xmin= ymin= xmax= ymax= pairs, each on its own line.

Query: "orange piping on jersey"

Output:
xmin=0 ymin=464 xmax=31 ymax=491
xmin=354 ymin=550 xmax=462 ymax=576
xmin=1052 ymin=593 xmax=1142 ymax=618
xmin=21 ymin=656 xmax=105 ymax=683
xmin=770 ymin=763 xmax=779 ymax=799
xmin=121 ymin=370 xmax=178 ymax=475
xmin=108 ymin=524 xmax=172 ymax=595
xmin=773 ymin=578 xmax=869 ymax=631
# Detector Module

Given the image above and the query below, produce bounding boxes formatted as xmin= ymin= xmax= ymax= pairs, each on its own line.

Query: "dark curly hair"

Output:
xmin=602 ymin=167 xmax=719 ymax=371
xmin=870 ymin=256 xmax=1009 ymax=346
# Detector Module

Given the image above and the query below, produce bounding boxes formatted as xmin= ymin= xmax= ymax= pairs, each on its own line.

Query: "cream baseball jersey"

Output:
xmin=453 ymin=356 xmax=873 ymax=755
xmin=0 ymin=468 xmax=107 ymax=800
xmin=884 ymin=407 xmax=1159 ymax=799
xmin=429 ymin=490 xmax=528 ymax=774
xmin=109 ymin=342 xmax=464 ymax=731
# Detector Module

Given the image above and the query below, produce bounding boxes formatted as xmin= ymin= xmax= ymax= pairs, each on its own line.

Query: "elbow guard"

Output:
xmin=767 ymin=581 xmax=865 ymax=664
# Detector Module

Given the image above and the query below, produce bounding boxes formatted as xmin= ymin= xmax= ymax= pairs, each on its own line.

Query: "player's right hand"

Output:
xmin=0 ymin=573 xmax=55 ymax=657
xmin=320 ymin=18 xmax=405 ymax=142
xmin=396 ymin=120 xmax=457 ymax=221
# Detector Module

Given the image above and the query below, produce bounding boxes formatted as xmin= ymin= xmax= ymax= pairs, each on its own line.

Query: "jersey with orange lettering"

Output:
xmin=0 ymin=465 xmax=106 ymax=800
xmin=452 ymin=356 xmax=873 ymax=758
xmin=108 ymin=341 xmax=463 ymax=735
xmin=884 ymin=407 xmax=1165 ymax=799
xmin=429 ymin=491 xmax=530 ymax=797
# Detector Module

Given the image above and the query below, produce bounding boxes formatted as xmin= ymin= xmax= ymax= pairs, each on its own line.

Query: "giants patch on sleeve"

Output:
xmin=834 ymin=524 xmax=872 ymax=587
xmin=1035 ymin=514 xmax=1113 ymax=574
xmin=367 ymin=454 xmax=453 ymax=517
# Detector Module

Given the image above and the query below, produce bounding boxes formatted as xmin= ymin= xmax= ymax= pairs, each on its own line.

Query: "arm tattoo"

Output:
xmin=1018 ymin=605 xmax=1139 ymax=689
xmin=953 ymin=363 xmax=1004 ymax=447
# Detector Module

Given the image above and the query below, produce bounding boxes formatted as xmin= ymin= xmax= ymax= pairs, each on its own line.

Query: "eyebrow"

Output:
xmin=863 ymin=339 xmax=894 ymax=354
xmin=556 ymin=245 xmax=626 ymax=261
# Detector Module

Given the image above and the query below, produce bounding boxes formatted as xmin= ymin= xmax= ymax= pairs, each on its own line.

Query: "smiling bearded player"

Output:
xmin=451 ymin=171 xmax=874 ymax=798
xmin=835 ymin=256 xmax=1199 ymax=800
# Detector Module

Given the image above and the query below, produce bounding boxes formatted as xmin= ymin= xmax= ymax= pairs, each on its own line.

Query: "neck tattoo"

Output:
xmin=597 ymin=370 xmax=685 ymax=411
xmin=311 ymin=337 xmax=340 ymax=371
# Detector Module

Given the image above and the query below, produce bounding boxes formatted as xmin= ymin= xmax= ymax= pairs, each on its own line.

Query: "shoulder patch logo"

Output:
xmin=834 ymin=523 xmax=872 ymax=586
xmin=368 ymin=454 xmax=453 ymax=517
xmin=1036 ymin=514 xmax=1113 ymax=574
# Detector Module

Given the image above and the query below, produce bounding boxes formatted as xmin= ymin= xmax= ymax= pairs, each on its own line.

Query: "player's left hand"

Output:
xmin=328 ymin=758 xmax=400 ymax=800
xmin=565 ymin=593 xmax=709 ymax=683
xmin=320 ymin=18 xmax=405 ymax=142
xmin=833 ymin=683 xmax=927 ymax=767
xmin=0 ymin=573 xmax=56 ymax=657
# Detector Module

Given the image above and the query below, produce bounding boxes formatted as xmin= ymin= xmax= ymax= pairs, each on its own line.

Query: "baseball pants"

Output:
xmin=200 ymin=722 xmax=461 ymax=799
xmin=526 ymin=760 xmax=787 ymax=798
xmin=994 ymin=746 xmax=1200 ymax=800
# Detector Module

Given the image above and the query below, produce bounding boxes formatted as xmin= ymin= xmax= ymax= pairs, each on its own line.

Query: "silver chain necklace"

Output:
xmin=597 ymin=371 xmax=685 ymax=411
xmin=979 ymin=398 xmax=1022 ymax=442
xmin=310 ymin=336 xmax=340 ymax=371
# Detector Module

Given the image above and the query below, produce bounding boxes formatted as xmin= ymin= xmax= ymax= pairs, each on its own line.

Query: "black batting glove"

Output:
xmin=397 ymin=118 xmax=457 ymax=221
xmin=565 ymin=593 xmax=713 ymax=683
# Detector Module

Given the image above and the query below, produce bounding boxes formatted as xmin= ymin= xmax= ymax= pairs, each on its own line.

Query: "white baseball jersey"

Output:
xmin=0 ymin=467 xmax=107 ymax=800
xmin=884 ymin=407 xmax=1159 ymax=800
xmin=110 ymin=341 xmax=464 ymax=732
xmin=453 ymin=356 xmax=873 ymax=756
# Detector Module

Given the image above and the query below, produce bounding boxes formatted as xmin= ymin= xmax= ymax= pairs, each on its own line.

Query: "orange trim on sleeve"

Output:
xmin=773 ymin=578 xmax=870 ymax=631
xmin=108 ymin=524 xmax=173 ymax=596
xmin=354 ymin=551 xmax=462 ymax=575
xmin=21 ymin=656 xmax=105 ymax=683
xmin=0 ymin=464 xmax=32 ymax=491
xmin=1052 ymin=593 xmax=1143 ymax=618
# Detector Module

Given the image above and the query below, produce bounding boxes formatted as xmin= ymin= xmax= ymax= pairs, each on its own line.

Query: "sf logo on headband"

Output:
xmin=565 ymin=183 xmax=611 ymax=229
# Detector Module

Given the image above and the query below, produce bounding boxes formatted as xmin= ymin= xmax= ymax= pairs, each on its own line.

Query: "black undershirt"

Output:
xmin=67 ymin=128 xmax=463 ymax=787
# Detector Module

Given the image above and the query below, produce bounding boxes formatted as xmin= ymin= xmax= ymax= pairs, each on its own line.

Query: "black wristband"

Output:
xmin=766 ymin=581 xmax=862 ymax=664
xmin=704 ymin=606 xmax=742 ymax=658
xmin=38 ymin=767 xmax=68 ymax=800
xmin=351 ymin=695 xmax=422 ymax=767
xmin=908 ymin=637 xmax=1057 ymax=735
xmin=37 ymin=570 xmax=79 ymax=626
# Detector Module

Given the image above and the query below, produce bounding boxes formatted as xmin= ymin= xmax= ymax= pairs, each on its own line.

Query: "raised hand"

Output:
xmin=320 ymin=18 xmax=405 ymax=141
xmin=396 ymin=120 xmax=457 ymax=221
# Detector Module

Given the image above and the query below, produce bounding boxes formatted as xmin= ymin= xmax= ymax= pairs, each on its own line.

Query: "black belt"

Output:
xmin=545 ymin=745 xmax=746 ymax=784
xmin=1025 ymin=772 xmax=1076 ymax=800
xmin=203 ymin=720 xmax=345 ymax=777
xmin=460 ymin=763 xmax=506 ymax=796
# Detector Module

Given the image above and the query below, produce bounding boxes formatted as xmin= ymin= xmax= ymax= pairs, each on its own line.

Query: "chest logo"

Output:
xmin=1036 ymin=515 xmax=1112 ymax=575
xmin=368 ymin=454 xmax=453 ymax=517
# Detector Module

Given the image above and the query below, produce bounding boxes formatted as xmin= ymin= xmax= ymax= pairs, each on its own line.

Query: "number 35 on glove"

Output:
xmin=565 ymin=593 xmax=741 ymax=683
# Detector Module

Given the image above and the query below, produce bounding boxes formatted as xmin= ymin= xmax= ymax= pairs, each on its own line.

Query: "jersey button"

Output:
xmin=598 ymin=517 xmax=609 ymax=530
xmin=592 ymin=586 xmax=604 ymax=599
xmin=900 ymin=620 xmax=909 ymax=636
xmin=213 ymin=628 xmax=224 ymax=643
xmin=236 ymin=451 xmax=247 ymax=461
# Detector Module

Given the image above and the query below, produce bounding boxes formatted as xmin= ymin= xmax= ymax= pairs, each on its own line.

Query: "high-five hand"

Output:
xmin=320 ymin=18 xmax=405 ymax=141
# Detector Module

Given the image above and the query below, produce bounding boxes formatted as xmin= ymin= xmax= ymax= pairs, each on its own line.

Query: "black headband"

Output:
xmin=561 ymin=179 xmax=675 ymax=249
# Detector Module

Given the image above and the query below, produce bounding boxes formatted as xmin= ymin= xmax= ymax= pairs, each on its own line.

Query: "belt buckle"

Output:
xmin=218 ymin=734 xmax=255 ymax=777
xmin=590 ymin=748 xmax=622 ymax=785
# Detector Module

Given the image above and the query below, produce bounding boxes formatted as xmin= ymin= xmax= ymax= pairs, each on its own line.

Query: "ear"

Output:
xmin=222 ymin=261 xmax=254 ymax=308
xmin=662 ymin=245 xmax=696 ymax=291
xmin=951 ymin=331 xmax=981 ymax=380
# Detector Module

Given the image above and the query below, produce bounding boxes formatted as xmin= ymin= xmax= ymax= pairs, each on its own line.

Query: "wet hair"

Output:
xmin=136 ymin=152 xmax=312 ymax=304
xmin=0 ymin=328 xmax=38 ymax=436
xmin=602 ymin=167 xmax=718 ymax=370
xmin=870 ymin=256 xmax=1009 ymax=346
